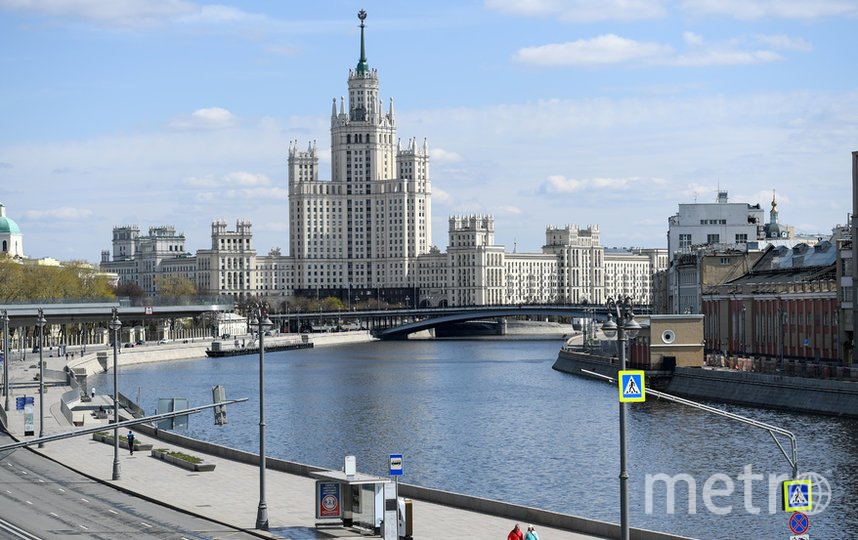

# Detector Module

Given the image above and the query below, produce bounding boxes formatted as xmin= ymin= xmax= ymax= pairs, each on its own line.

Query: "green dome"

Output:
xmin=0 ymin=203 xmax=21 ymax=234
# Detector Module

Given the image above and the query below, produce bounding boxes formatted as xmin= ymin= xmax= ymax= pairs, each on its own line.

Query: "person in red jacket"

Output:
xmin=507 ymin=523 xmax=524 ymax=540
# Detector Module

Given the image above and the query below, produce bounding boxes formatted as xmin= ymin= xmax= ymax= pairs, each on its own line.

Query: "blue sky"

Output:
xmin=1 ymin=0 xmax=857 ymax=262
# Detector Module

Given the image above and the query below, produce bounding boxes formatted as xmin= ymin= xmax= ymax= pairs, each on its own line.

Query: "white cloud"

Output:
xmin=494 ymin=205 xmax=522 ymax=215
xmin=754 ymin=34 xmax=813 ymax=51
xmin=267 ymin=44 xmax=301 ymax=56
xmin=680 ymin=0 xmax=858 ymax=20
xmin=432 ymin=187 xmax=452 ymax=203
xmin=168 ymin=107 xmax=239 ymax=130
xmin=224 ymin=171 xmax=271 ymax=186
xmin=541 ymin=175 xmax=651 ymax=193
xmin=485 ymin=0 xmax=669 ymax=22
xmin=514 ymin=33 xmax=785 ymax=67
xmin=182 ymin=174 xmax=219 ymax=188
xmin=664 ymin=49 xmax=782 ymax=66
xmin=0 ymin=0 xmax=198 ymax=28
xmin=224 ymin=187 xmax=288 ymax=200
xmin=513 ymin=34 xmax=673 ymax=66
xmin=26 ymin=207 xmax=93 ymax=220
xmin=430 ymin=148 xmax=464 ymax=163
xmin=683 ymin=31 xmax=705 ymax=45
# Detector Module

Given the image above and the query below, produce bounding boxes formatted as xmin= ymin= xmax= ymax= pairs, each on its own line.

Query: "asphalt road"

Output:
xmin=0 ymin=433 xmax=262 ymax=540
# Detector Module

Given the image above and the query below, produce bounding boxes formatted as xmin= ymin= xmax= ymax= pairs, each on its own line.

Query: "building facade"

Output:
xmin=701 ymin=242 xmax=841 ymax=364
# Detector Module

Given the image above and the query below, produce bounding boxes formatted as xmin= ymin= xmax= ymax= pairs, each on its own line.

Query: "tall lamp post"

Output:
xmin=2 ymin=309 xmax=10 ymax=412
xmin=36 ymin=309 xmax=46 ymax=447
xmin=600 ymin=297 xmax=640 ymax=540
xmin=250 ymin=304 xmax=273 ymax=530
xmin=109 ymin=308 xmax=122 ymax=480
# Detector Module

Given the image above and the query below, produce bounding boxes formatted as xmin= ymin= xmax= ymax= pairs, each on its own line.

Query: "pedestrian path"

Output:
xmin=2 ymin=346 xmax=685 ymax=540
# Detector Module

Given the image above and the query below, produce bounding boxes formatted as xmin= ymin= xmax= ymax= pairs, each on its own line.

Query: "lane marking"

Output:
xmin=79 ymin=524 xmax=88 ymax=530
xmin=49 ymin=512 xmax=58 ymax=517
xmin=141 ymin=522 xmax=153 ymax=528
xmin=108 ymin=509 xmax=118 ymax=515
xmin=37 ymin=479 xmax=44 ymax=483
xmin=24 ymin=501 xmax=32 ymax=505
xmin=57 ymin=488 xmax=65 ymax=493
xmin=80 ymin=498 xmax=89 ymax=503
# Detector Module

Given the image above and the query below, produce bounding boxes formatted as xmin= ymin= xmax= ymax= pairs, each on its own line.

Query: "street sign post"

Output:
xmin=619 ymin=370 xmax=645 ymax=402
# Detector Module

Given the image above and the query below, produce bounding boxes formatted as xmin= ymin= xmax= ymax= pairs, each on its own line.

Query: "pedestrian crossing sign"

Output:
xmin=619 ymin=370 xmax=645 ymax=402
xmin=783 ymin=479 xmax=812 ymax=511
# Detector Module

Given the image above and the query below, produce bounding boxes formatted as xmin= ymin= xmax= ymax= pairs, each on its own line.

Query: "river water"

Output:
xmin=90 ymin=338 xmax=858 ymax=539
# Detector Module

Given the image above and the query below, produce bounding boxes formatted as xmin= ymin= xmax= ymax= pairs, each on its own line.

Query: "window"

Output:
xmin=679 ymin=234 xmax=692 ymax=248
xmin=735 ymin=234 xmax=748 ymax=243
xmin=707 ymin=234 xmax=720 ymax=244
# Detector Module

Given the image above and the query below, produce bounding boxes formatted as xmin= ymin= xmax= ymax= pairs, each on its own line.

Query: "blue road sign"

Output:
xmin=389 ymin=454 xmax=403 ymax=475
xmin=784 ymin=479 xmax=812 ymax=512
xmin=789 ymin=512 xmax=809 ymax=534
xmin=619 ymin=370 xmax=645 ymax=402
xmin=15 ymin=396 xmax=34 ymax=411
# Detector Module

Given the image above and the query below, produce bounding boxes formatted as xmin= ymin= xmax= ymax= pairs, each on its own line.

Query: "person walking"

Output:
xmin=127 ymin=431 xmax=135 ymax=455
xmin=524 ymin=525 xmax=539 ymax=540
xmin=90 ymin=387 xmax=95 ymax=399
xmin=507 ymin=523 xmax=524 ymax=540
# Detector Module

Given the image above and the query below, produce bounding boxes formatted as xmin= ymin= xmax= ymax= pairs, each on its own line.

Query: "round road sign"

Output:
xmin=789 ymin=512 xmax=809 ymax=534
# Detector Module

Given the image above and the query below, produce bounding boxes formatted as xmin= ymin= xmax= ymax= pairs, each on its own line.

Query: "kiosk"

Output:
xmin=312 ymin=469 xmax=392 ymax=534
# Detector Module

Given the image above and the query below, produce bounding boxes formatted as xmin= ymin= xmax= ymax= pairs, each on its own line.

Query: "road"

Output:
xmin=0 ymin=434 xmax=262 ymax=540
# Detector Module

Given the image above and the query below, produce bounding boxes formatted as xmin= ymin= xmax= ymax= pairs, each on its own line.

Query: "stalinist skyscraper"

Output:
xmin=287 ymin=10 xmax=431 ymax=298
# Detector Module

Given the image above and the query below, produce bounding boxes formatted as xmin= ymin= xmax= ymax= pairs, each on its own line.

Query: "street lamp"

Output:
xmin=36 ymin=309 xmax=46 ymax=447
xmin=2 ymin=309 xmax=9 ymax=412
xmin=249 ymin=303 xmax=273 ymax=530
xmin=108 ymin=308 xmax=122 ymax=480
xmin=601 ymin=296 xmax=640 ymax=540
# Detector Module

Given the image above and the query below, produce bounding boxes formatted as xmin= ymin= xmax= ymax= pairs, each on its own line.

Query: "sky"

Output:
xmin=2 ymin=0 xmax=858 ymax=263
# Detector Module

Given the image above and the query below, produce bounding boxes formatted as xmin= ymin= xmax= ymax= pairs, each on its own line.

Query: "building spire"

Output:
xmin=356 ymin=10 xmax=369 ymax=75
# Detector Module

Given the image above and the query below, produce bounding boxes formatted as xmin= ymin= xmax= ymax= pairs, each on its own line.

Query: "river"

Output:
xmin=89 ymin=337 xmax=858 ymax=539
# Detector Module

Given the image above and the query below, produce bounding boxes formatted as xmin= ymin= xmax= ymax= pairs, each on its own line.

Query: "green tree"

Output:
xmin=154 ymin=275 xmax=196 ymax=297
xmin=0 ymin=256 xmax=114 ymax=301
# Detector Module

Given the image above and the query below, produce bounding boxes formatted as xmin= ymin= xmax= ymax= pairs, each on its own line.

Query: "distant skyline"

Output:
xmin=1 ymin=1 xmax=857 ymax=262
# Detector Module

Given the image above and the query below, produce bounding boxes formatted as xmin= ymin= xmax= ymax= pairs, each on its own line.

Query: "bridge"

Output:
xmin=0 ymin=297 xmax=234 ymax=326
xmin=273 ymin=304 xmax=652 ymax=340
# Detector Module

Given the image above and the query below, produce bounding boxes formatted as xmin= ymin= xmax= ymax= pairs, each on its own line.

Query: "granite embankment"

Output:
xmin=66 ymin=331 xmax=376 ymax=376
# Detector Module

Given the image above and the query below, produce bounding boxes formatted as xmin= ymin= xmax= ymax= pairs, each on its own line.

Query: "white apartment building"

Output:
xmin=667 ymin=191 xmax=765 ymax=262
xmin=604 ymin=248 xmax=668 ymax=304
xmin=100 ymin=225 xmax=192 ymax=295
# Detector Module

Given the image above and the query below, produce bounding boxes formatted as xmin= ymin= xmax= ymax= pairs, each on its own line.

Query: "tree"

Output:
xmin=0 ymin=256 xmax=114 ymax=301
xmin=114 ymin=282 xmax=146 ymax=298
xmin=154 ymin=275 xmax=196 ymax=297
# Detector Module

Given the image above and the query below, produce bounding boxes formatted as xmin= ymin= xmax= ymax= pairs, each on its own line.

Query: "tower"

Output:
xmin=287 ymin=10 xmax=431 ymax=296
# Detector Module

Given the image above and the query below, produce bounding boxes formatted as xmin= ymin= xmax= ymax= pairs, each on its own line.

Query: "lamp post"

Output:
xmin=250 ymin=303 xmax=273 ymax=530
xmin=2 ymin=309 xmax=9 ymax=412
xmin=601 ymin=296 xmax=641 ymax=540
xmin=108 ymin=308 xmax=122 ymax=480
xmin=35 ymin=309 xmax=46 ymax=447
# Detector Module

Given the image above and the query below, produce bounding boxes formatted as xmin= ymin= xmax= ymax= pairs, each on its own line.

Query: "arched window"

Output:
xmin=1 ymin=240 xmax=6 ymax=252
